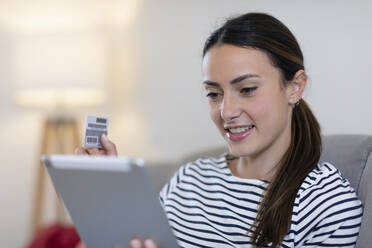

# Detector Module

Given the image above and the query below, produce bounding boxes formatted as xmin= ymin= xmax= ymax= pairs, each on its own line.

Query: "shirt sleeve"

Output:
xmin=294 ymin=163 xmax=363 ymax=247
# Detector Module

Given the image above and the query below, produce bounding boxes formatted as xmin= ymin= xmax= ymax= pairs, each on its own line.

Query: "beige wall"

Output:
xmin=0 ymin=0 xmax=371 ymax=247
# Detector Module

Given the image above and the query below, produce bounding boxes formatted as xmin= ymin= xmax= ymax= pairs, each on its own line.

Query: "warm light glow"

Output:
xmin=11 ymin=30 xmax=108 ymax=109
xmin=0 ymin=0 xmax=141 ymax=33
xmin=14 ymin=88 xmax=107 ymax=108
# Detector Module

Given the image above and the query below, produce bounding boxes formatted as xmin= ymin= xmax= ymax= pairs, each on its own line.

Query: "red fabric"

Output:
xmin=28 ymin=223 xmax=81 ymax=248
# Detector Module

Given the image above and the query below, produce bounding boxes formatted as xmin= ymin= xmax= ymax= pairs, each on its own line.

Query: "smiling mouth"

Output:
xmin=227 ymin=125 xmax=255 ymax=133
xmin=225 ymin=125 xmax=255 ymax=142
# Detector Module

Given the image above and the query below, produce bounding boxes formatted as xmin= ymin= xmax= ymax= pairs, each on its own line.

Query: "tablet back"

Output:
xmin=42 ymin=155 xmax=178 ymax=248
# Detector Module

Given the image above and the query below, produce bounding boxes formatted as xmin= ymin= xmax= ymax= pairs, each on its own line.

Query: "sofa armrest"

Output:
xmin=356 ymin=151 xmax=372 ymax=248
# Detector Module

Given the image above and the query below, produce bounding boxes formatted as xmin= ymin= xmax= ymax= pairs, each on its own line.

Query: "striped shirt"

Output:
xmin=160 ymin=155 xmax=363 ymax=247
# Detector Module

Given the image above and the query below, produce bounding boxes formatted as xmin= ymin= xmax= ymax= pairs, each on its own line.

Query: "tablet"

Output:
xmin=41 ymin=155 xmax=178 ymax=248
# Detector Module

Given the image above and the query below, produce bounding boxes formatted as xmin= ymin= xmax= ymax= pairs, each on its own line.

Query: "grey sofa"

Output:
xmin=319 ymin=135 xmax=372 ymax=248
xmin=148 ymin=134 xmax=372 ymax=247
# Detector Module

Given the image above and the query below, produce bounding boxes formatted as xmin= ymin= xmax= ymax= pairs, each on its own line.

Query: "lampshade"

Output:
xmin=11 ymin=30 xmax=107 ymax=109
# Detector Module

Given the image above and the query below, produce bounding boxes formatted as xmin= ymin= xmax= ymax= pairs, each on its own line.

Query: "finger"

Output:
xmin=130 ymin=237 xmax=144 ymax=248
xmin=86 ymin=148 xmax=100 ymax=155
xmin=75 ymin=242 xmax=86 ymax=248
xmin=86 ymin=148 xmax=106 ymax=156
xmin=75 ymin=147 xmax=88 ymax=155
xmin=100 ymin=134 xmax=118 ymax=156
xmin=91 ymin=148 xmax=107 ymax=155
xmin=144 ymin=239 xmax=159 ymax=248
xmin=97 ymin=149 xmax=107 ymax=155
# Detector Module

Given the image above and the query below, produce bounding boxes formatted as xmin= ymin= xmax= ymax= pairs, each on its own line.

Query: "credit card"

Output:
xmin=84 ymin=116 xmax=109 ymax=148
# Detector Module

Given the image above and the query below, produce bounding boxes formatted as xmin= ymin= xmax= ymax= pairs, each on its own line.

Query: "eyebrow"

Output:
xmin=202 ymin=73 xmax=261 ymax=87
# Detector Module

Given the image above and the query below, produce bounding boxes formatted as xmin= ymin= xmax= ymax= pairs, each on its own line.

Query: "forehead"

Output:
xmin=202 ymin=44 xmax=280 ymax=82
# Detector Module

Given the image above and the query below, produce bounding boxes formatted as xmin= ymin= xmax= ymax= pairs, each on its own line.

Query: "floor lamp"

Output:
xmin=11 ymin=30 xmax=108 ymax=238
xmin=31 ymin=118 xmax=80 ymax=236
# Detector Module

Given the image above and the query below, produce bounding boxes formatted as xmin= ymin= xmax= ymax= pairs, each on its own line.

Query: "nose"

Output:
xmin=220 ymin=94 xmax=241 ymax=122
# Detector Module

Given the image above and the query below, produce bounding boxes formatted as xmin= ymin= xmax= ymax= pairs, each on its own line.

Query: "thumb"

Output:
xmin=100 ymin=134 xmax=118 ymax=156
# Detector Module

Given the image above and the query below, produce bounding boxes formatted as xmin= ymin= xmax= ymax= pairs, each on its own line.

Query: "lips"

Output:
xmin=225 ymin=125 xmax=255 ymax=142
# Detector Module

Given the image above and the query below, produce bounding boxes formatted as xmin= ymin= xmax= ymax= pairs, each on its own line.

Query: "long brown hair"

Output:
xmin=203 ymin=13 xmax=322 ymax=247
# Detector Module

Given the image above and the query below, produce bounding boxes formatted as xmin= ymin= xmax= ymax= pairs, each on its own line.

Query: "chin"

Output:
xmin=227 ymin=143 xmax=254 ymax=157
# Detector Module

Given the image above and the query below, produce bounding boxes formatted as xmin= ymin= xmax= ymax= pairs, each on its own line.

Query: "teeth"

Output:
xmin=228 ymin=125 xmax=254 ymax=134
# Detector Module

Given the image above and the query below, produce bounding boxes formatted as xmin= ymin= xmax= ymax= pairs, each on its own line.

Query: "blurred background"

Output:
xmin=0 ymin=0 xmax=371 ymax=247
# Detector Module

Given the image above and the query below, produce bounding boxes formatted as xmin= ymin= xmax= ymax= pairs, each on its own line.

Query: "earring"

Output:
xmin=295 ymin=99 xmax=301 ymax=107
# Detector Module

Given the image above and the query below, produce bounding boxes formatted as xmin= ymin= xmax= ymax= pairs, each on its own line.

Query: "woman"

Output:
xmin=77 ymin=13 xmax=363 ymax=247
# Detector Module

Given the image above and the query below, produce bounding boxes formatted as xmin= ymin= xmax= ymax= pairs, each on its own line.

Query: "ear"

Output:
xmin=286 ymin=69 xmax=307 ymax=105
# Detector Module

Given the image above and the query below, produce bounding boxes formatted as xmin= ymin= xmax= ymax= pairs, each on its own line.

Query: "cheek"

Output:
xmin=253 ymin=94 xmax=289 ymax=129
xmin=209 ymin=103 xmax=223 ymax=127
xmin=251 ymin=98 xmax=270 ymax=120
xmin=251 ymin=96 xmax=280 ymax=127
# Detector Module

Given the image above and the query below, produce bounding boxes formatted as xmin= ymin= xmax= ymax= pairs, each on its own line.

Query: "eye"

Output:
xmin=240 ymin=87 xmax=257 ymax=96
xmin=206 ymin=92 xmax=222 ymax=101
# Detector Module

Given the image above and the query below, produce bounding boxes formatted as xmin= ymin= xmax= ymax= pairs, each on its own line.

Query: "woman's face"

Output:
xmin=202 ymin=44 xmax=298 ymax=158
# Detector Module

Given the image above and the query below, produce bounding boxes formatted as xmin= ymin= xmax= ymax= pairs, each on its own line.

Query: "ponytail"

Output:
xmin=251 ymin=99 xmax=321 ymax=247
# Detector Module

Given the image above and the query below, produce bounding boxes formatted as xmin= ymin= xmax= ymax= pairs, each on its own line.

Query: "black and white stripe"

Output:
xmin=160 ymin=155 xmax=363 ymax=248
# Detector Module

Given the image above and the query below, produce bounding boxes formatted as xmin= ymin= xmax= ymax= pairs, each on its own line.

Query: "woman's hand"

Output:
xmin=76 ymin=136 xmax=159 ymax=248
xmin=75 ymin=134 xmax=118 ymax=156
xmin=129 ymin=237 xmax=159 ymax=248
xmin=75 ymin=237 xmax=159 ymax=248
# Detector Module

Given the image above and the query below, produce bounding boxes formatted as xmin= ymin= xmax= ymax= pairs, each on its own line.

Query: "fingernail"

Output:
xmin=101 ymin=134 xmax=107 ymax=140
xmin=130 ymin=238 xmax=142 ymax=248
xmin=144 ymin=239 xmax=157 ymax=248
